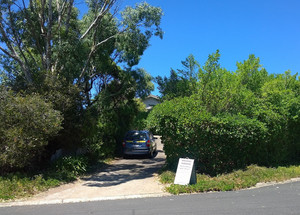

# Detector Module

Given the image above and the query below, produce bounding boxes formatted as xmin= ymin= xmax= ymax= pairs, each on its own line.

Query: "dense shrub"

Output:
xmin=147 ymin=98 xmax=268 ymax=175
xmin=82 ymin=90 xmax=141 ymax=161
xmin=130 ymin=98 xmax=149 ymax=130
xmin=0 ymin=89 xmax=63 ymax=173
xmin=51 ymin=156 xmax=88 ymax=180
xmin=148 ymin=53 xmax=300 ymax=176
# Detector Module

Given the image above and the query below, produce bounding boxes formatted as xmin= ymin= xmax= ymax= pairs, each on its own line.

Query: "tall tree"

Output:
xmin=0 ymin=0 xmax=163 ymax=100
xmin=236 ymin=54 xmax=268 ymax=95
xmin=156 ymin=54 xmax=199 ymax=100
xmin=0 ymin=0 xmax=163 ymax=155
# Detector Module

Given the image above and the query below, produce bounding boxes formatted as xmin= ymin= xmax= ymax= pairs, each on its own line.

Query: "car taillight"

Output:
xmin=146 ymin=140 xmax=151 ymax=147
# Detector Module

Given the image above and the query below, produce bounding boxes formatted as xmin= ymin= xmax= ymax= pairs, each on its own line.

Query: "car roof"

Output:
xmin=126 ymin=130 xmax=149 ymax=134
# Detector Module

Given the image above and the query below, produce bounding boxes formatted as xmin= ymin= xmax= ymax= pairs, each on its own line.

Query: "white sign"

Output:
xmin=174 ymin=158 xmax=197 ymax=185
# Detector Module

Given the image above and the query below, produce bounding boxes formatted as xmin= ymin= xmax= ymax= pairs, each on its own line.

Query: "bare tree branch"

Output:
xmin=65 ymin=0 xmax=74 ymax=35
xmin=80 ymin=0 xmax=116 ymax=40
xmin=78 ymin=33 xmax=118 ymax=81
xmin=0 ymin=46 xmax=33 ymax=84
xmin=0 ymin=15 xmax=33 ymax=84
xmin=8 ymin=5 xmax=32 ymax=72
xmin=0 ymin=46 xmax=17 ymax=61
xmin=22 ymin=0 xmax=44 ymax=67
xmin=46 ymin=0 xmax=53 ymax=71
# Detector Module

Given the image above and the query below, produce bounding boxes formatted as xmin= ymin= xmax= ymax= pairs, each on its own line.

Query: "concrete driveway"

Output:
xmin=1 ymin=136 xmax=169 ymax=206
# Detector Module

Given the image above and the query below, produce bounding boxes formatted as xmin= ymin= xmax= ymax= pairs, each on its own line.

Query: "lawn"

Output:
xmin=0 ymin=173 xmax=61 ymax=201
xmin=0 ymin=156 xmax=110 ymax=201
xmin=160 ymin=165 xmax=300 ymax=195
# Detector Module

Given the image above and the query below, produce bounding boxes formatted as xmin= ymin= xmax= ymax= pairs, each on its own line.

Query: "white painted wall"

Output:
xmin=143 ymin=97 xmax=160 ymax=110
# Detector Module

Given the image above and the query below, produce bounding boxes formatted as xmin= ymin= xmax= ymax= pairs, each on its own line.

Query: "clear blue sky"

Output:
xmin=80 ymin=0 xmax=300 ymax=96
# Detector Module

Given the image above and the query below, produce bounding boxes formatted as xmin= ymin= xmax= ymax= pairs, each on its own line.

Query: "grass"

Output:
xmin=159 ymin=165 xmax=300 ymax=195
xmin=2 ymin=162 xmax=300 ymax=201
xmin=0 ymin=173 xmax=61 ymax=201
xmin=0 ymin=157 xmax=112 ymax=201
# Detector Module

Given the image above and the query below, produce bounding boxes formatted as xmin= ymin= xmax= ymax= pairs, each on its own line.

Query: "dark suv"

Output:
xmin=122 ymin=130 xmax=157 ymax=158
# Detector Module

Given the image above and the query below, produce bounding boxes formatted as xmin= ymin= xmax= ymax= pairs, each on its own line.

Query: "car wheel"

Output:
xmin=149 ymin=150 xmax=154 ymax=158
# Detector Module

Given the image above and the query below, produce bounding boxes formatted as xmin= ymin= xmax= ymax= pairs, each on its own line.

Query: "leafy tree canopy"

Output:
xmin=148 ymin=51 xmax=300 ymax=174
xmin=0 ymin=0 xmax=163 ymax=102
xmin=0 ymin=0 xmax=164 ymax=170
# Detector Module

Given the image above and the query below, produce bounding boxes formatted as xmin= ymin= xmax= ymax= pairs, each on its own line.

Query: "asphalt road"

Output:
xmin=1 ymin=181 xmax=300 ymax=215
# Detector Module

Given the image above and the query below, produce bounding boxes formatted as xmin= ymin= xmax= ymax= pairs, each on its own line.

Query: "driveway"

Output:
xmin=3 ymin=136 xmax=169 ymax=206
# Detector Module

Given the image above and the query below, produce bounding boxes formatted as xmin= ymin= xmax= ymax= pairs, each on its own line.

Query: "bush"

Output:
xmin=148 ymin=92 xmax=300 ymax=175
xmin=148 ymin=56 xmax=300 ymax=176
xmin=147 ymin=97 xmax=268 ymax=175
xmin=51 ymin=156 xmax=88 ymax=181
xmin=130 ymin=99 xmax=149 ymax=130
xmin=0 ymin=89 xmax=63 ymax=173
xmin=82 ymin=93 xmax=142 ymax=160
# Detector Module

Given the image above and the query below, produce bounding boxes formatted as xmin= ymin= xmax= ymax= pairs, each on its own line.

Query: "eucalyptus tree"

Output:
xmin=0 ymin=0 xmax=163 ymax=100
xmin=0 ymin=0 xmax=163 ymax=156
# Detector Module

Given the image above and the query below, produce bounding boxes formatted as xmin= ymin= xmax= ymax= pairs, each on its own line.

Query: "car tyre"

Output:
xmin=148 ymin=150 xmax=154 ymax=159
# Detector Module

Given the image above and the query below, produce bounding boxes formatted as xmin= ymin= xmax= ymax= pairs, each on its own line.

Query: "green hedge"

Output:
xmin=147 ymin=97 xmax=295 ymax=175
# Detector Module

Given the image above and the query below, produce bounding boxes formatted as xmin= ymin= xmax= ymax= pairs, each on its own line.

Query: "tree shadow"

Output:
xmin=81 ymin=154 xmax=166 ymax=188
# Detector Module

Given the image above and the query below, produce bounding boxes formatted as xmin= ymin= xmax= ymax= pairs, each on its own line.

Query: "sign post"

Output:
xmin=174 ymin=158 xmax=197 ymax=185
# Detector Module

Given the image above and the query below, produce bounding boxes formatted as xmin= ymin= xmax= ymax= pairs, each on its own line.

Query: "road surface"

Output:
xmin=1 ymin=181 xmax=300 ymax=215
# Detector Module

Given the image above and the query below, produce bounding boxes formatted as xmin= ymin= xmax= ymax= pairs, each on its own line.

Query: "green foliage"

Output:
xmin=155 ymin=54 xmax=199 ymax=101
xmin=118 ymin=2 xmax=163 ymax=66
xmin=148 ymin=51 xmax=300 ymax=175
xmin=130 ymin=69 xmax=154 ymax=99
xmin=236 ymin=55 xmax=269 ymax=94
xmin=0 ymin=0 xmax=163 ymax=170
xmin=0 ymin=89 xmax=63 ymax=173
xmin=160 ymin=165 xmax=300 ymax=195
xmin=82 ymin=79 xmax=141 ymax=160
xmin=130 ymin=98 xmax=149 ymax=130
xmin=148 ymin=97 xmax=267 ymax=174
xmin=0 ymin=154 xmax=90 ymax=201
xmin=51 ymin=156 xmax=88 ymax=181
xmin=0 ymin=173 xmax=61 ymax=200
xmin=159 ymin=170 xmax=175 ymax=184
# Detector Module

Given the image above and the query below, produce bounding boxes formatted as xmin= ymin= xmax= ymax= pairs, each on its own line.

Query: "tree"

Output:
xmin=0 ymin=0 xmax=163 ymax=101
xmin=156 ymin=54 xmax=199 ymax=100
xmin=236 ymin=54 xmax=268 ymax=95
xmin=147 ymin=52 xmax=300 ymax=174
xmin=0 ymin=0 xmax=163 ymax=161
xmin=130 ymin=68 xmax=154 ymax=99
xmin=178 ymin=54 xmax=199 ymax=81
xmin=156 ymin=69 xmax=182 ymax=100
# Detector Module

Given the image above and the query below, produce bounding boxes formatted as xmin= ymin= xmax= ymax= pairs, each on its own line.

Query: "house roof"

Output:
xmin=144 ymin=94 xmax=160 ymax=100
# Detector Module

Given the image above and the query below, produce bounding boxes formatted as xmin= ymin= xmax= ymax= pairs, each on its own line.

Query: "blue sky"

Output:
xmin=113 ymin=0 xmax=300 ymax=95
xmin=1 ymin=0 xmax=299 ymax=96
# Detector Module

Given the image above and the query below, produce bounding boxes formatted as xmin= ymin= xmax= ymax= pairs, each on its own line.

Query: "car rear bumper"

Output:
xmin=123 ymin=148 xmax=151 ymax=155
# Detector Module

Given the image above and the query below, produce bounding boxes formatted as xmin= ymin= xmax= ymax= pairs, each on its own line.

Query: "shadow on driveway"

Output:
xmin=81 ymin=155 xmax=166 ymax=188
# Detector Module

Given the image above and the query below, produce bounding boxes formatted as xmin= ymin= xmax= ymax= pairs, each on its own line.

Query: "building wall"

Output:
xmin=143 ymin=97 xmax=160 ymax=110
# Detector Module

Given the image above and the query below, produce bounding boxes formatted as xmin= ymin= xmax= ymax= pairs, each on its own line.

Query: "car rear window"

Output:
xmin=125 ymin=131 xmax=147 ymax=141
